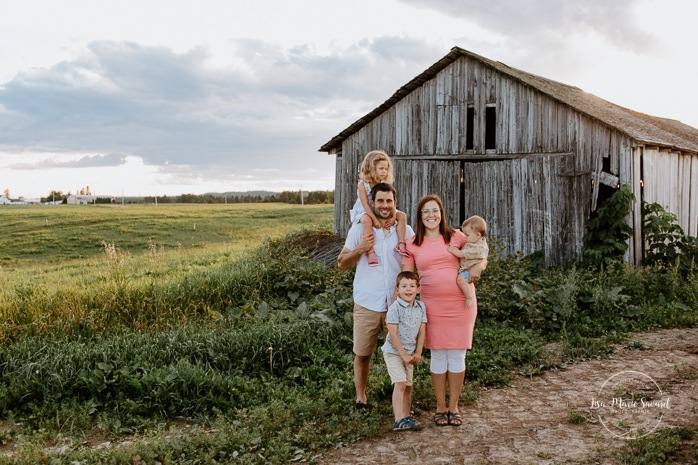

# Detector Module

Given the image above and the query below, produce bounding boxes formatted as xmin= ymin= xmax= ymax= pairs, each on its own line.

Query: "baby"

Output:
xmin=448 ymin=215 xmax=489 ymax=309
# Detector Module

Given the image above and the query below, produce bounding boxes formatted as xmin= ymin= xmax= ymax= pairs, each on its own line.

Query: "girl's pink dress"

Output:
xmin=403 ymin=230 xmax=477 ymax=350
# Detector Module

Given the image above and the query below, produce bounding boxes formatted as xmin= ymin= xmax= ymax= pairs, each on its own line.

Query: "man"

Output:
xmin=337 ymin=183 xmax=415 ymax=410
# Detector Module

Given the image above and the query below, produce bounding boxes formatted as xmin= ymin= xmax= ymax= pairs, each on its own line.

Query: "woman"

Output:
xmin=402 ymin=195 xmax=486 ymax=427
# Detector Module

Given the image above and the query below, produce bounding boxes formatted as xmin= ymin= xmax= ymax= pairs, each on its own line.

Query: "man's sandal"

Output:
xmin=448 ymin=411 xmax=462 ymax=427
xmin=434 ymin=411 xmax=449 ymax=427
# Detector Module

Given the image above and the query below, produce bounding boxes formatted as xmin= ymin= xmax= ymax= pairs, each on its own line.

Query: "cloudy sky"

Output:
xmin=1 ymin=0 xmax=696 ymax=198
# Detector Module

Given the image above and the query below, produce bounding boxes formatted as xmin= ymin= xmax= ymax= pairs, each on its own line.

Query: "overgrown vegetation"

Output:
xmin=642 ymin=201 xmax=698 ymax=274
xmin=613 ymin=427 xmax=696 ymax=465
xmin=582 ymin=184 xmax=635 ymax=268
xmin=0 ymin=200 xmax=696 ymax=464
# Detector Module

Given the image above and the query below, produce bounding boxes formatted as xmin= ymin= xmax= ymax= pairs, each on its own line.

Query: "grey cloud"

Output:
xmin=0 ymin=37 xmax=439 ymax=175
xmin=8 ymin=153 xmax=127 ymax=170
xmin=398 ymin=0 xmax=659 ymax=54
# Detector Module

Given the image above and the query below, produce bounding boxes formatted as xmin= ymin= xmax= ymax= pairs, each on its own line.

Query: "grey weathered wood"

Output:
xmin=326 ymin=50 xmax=698 ymax=265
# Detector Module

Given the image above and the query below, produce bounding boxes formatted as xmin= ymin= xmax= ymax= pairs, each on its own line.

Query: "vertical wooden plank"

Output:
xmin=677 ymin=152 xmax=691 ymax=234
xmin=509 ymin=159 xmax=522 ymax=253
xmin=472 ymin=64 xmax=482 ymax=153
xmin=629 ymin=146 xmax=643 ymax=264
xmin=689 ymin=154 xmax=698 ymax=237
xmin=456 ymin=58 xmax=468 ymax=153
xmin=642 ymin=147 xmax=660 ymax=209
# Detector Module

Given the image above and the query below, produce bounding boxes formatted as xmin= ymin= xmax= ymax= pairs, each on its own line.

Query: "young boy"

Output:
xmin=381 ymin=271 xmax=427 ymax=431
xmin=448 ymin=215 xmax=489 ymax=309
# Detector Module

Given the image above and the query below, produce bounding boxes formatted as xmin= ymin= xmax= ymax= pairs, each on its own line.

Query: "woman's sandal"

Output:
xmin=434 ymin=411 xmax=449 ymax=427
xmin=448 ymin=411 xmax=462 ymax=427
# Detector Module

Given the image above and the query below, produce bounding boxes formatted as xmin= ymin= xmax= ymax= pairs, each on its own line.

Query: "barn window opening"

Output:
xmin=595 ymin=183 xmax=617 ymax=211
xmin=485 ymin=106 xmax=496 ymax=150
xmin=602 ymin=154 xmax=611 ymax=173
xmin=466 ymin=106 xmax=474 ymax=150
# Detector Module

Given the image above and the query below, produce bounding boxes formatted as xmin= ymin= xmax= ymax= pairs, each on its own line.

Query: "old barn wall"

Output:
xmin=640 ymin=147 xmax=698 ymax=238
xmin=333 ymin=56 xmax=655 ymax=264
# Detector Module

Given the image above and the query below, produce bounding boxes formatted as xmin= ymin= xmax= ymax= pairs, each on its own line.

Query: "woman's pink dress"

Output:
xmin=403 ymin=230 xmax=477 ymax=350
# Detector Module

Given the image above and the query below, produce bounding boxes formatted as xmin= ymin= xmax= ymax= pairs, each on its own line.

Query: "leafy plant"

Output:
xmin=614 ymin=427 xmax=694 ymax=465
xmin=567 ymin=410 xmax=587 ymax=424
xmin=642 ymin=201 xmax=698 ymax=274
xmin=582 ymin=184 xmax=635 ymax=268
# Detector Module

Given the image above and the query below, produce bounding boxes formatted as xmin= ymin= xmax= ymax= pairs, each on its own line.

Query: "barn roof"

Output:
xmin=319 ymin=46 xmax=698 ymax=154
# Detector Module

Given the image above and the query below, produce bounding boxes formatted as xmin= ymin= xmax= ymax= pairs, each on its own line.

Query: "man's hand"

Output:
xmin=337 ymin=231 xmax=376 ymax=271
xmin=358 ymin=231 xmax=375 ymax=253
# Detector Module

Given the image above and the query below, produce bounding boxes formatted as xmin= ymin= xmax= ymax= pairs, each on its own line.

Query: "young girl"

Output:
xmin=349 ymin=150 xmax=409 ymax=266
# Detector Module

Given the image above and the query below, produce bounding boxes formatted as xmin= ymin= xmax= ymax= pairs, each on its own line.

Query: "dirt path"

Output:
xmin=325 ymin=328 xmax=698 ymax=465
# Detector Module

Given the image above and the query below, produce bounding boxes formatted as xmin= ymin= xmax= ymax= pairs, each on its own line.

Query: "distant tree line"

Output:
xmin=38 ymin=190 xmax=334 ymax=205
xmin=142 ymin=190 xmax=334 ymax=205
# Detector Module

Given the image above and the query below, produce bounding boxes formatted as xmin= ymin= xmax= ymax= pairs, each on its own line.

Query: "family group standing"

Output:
xmin=338 ymin=149 xmax=488 ymax=431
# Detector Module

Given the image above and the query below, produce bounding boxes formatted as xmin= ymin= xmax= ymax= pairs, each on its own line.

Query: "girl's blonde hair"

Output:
xmin=359 ymin=150 xmax=394 ymax=184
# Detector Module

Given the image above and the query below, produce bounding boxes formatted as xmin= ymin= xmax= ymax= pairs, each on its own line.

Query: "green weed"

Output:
xmin=613 ymin=427 xmax=695 ymax=465
xmin=567 ymin=410 xmax=587 ymax=424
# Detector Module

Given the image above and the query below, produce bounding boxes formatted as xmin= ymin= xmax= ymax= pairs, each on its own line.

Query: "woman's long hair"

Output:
xmin=413 ymin=194 xmax=453 ymax=246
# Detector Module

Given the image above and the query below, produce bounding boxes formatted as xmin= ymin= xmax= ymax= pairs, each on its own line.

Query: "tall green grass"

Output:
xmin=476 ymin=248 xmax=698 ymax=338
xmin=1 ymin=206 xmax=697 ymax=464
xmin=0 ymin=204 xmax=333 ymax=343
xmin=0 ymin=203 xmax=333 ymax=269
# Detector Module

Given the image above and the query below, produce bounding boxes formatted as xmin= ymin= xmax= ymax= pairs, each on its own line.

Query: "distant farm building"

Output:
xmin=66 ymin=194 xmax=96 ymax=205
xmin=0 ymin=195 xmax=10 ymax=205
xmin=320 ymin=47 xmax=698 ymax=265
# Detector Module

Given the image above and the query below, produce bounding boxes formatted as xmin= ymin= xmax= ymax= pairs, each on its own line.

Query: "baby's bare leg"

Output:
xmin=457 ymin=273 xmax=475 ymax=308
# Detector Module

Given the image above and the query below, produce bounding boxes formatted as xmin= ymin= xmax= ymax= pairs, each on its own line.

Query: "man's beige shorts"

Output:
xmin=383 ymin=352 xmax=414 ymax=385
xmin=352 ymin=303 xmax=387 ymax=357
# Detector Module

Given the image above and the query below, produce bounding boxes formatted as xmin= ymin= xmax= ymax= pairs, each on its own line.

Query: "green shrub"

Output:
xmin=642 ymin=201 xmax=698 ymax=275
xmin=614 ymin=427 xmax=694 ymax=465
xmin=467 ymin=323 xmax=547 ymax=386
xmin=582 ymin=184 xmax=635 ymax=268
xmin=0 ymin=321 xmax=350 ymax=428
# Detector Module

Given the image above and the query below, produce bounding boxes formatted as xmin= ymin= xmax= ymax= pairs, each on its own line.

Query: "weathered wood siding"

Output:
xmin=392 ymin=159 xmax=461 ymax=227
xmin=458 ymin=154 xmax=588 ymax=264
xmin=333 ymin=55 xmax=692 ymax=265
xmin=641 ymin=147 xmax=698 ymax=238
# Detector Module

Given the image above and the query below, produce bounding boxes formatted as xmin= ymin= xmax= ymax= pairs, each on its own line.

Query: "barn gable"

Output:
xmin=320 ymin=47 xmax=698 ymax=265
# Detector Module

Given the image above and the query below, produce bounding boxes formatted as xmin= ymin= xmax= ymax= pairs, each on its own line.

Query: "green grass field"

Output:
xmin=0 ymin=203 xmax=335 ymax=343
xmin=0 ymin=203 xmax=696 ymax=464
xmin=0 ymin=203 xmax=333 ymax=269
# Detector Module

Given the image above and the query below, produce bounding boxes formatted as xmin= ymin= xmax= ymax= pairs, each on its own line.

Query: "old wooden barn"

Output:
xmin=319 ymin=47 xmax=698 ymax=265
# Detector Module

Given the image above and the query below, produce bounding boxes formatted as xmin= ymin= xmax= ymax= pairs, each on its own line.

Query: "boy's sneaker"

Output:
xmin=393 ymin=416 xmax=422 ymax=432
